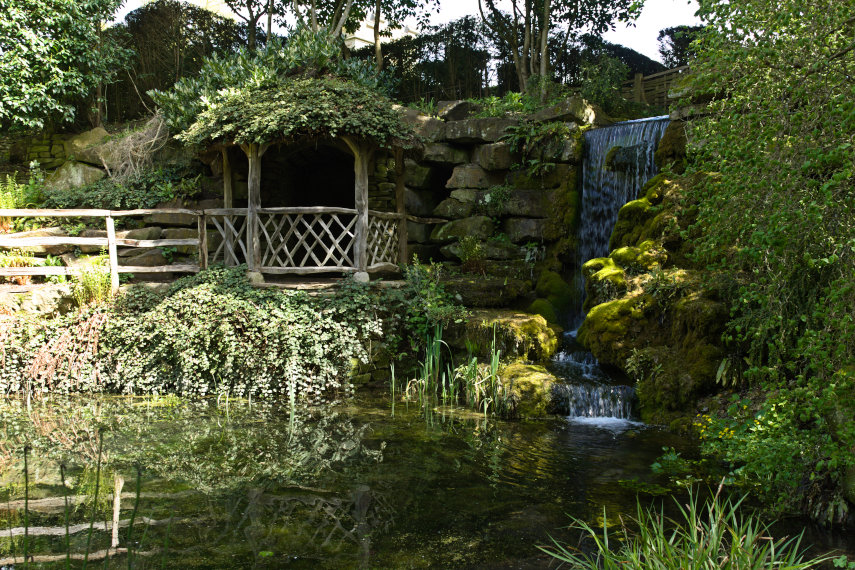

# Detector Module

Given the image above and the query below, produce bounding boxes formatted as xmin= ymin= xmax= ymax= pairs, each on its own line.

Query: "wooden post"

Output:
xmin=198 ymin=212 xmax=208 ymax=271
xmin=105 ymin=215 xmax=119 ymax=295
xmin=221 ymin=147 xmax=235 ymax=266
xmin=394 ymin=147 xmax=408 ymax=265
xmin=242 ymin=142 xmax=266 ymax=273
xmin=633 ymin=73 xmax=645 ymax=104
xmin=342 ymin=137 xmax=371 ymax=281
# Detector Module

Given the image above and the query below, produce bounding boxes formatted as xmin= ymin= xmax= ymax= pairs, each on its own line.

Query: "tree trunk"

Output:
xmin=539 ymin=0 xmax=551 ymax=101
xmin=267 ymin=0 xmax=273 ymax=40
xmin=373 ymin=0 xmax=383 ymax=72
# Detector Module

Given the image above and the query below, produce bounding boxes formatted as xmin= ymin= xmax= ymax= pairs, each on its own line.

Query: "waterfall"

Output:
xmin=573 ymin=116 xmax=670 ymax=324
xmin=548 ymin=116 xmax=669 ymax=427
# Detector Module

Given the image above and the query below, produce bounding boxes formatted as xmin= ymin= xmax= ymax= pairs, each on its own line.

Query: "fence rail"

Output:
xmin=0 ymin=207 xmax=422 ymax=289
xmin=622 ymin=66 xmax=689 ymax=108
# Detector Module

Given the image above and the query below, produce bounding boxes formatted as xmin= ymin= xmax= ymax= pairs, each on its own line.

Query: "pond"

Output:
xmin=1 ymin=363 xmax=852 ymax=568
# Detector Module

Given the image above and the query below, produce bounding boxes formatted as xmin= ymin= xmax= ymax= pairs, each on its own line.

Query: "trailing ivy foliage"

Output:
xmin=0 ymin=267 xmax=383 ymax=401
xmin=685 ymin=0 xmax=855 ymax=520
xmin=150 ymin=27 xmax=412 ymax=148
xmin=0 ymin=265 xmax=464 ymax=402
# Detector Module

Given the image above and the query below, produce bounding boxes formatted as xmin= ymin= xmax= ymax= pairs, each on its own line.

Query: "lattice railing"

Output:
xmin=257 ymin=208 xmax=358 ymax=272
xmin=209 ymin=210 xmax=249 ymax=267
xmin=367 ymin=213 xmax=400 ymax=268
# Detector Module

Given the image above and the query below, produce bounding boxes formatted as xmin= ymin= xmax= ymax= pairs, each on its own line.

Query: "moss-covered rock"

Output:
xmin=609 ymin=240 xmax=668 ymax=273
xmin=446 ymin=309 xmax=561 ymax=362
xmin=500 ymin=362 xmax=559 ymax=418
xmin=441 ymin=276 xmax=531 ymax=307
xmin=581 ymin=257 xmax=627 ymax=312
xmin=430 ymin=216 xmax=494 ymax=243
xmin=527 ymin=298 xmax=558 ymax=325
xmin=654 ymin=120 xmax=687 ymax=174
xmin=535 ymin=270 xmax=575 ymax=315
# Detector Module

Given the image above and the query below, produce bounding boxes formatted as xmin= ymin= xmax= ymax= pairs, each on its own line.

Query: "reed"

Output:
xmin=540 ymin=488 xmax=832 ymax=569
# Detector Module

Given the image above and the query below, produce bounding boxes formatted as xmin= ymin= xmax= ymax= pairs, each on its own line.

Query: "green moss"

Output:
xmin=500 ymin=362 xmax=558 ymax=418
xmin=581 ymin=257 xmax=628 ymax=311
xmin=446 ymin=309 xmax=561 ymax=361
xmin=535 ymin=270 xmax=575 ymax=315
xmin=603 ymin=145 xmax=622 ymax=171
xmin=609 ymin=240 xmax=667 ymax=272
xmin=528 ymin=298 xmax=558 ymax=324
xmin=653 ymin=121 xmax=687 ymax=174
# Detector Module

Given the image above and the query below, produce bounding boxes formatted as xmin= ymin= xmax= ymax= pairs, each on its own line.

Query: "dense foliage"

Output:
xmin=41 ymin=166 xmax=201 ymax=210
xmin=685 ymin=0 xmax=855 ymax=519
xmin=150 ymin=28 xmax=411 ymax=148
xmin=0 ymin=0 xmax=130 ymax=129
xmin=0 ymin=267 xmax=381 ymax=401
xmin=657 ymin=25 xmax=704 ymax=68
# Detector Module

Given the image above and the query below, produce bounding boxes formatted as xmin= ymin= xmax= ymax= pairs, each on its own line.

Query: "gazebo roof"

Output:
xmin=176 ymin=76 xmax=417 ymax=150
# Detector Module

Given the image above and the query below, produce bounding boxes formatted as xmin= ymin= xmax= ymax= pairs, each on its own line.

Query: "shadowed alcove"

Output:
xmin=260 ymin=142 xmax=356 ymax=208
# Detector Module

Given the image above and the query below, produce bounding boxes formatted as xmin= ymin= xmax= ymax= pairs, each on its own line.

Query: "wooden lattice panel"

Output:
xmin=210 ymin=214 xmax=248 ymax=266
xmin=367 ymin=215 xmax=399 ymax=267
xmin=259 ymin=212 xmax=357 ymax=269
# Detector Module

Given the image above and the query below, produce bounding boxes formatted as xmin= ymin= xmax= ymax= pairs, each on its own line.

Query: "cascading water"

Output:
xmin=575 ymin=116 xmax=670 ymax=317
xmin=551 ymin=116 xmax=670 ymax=427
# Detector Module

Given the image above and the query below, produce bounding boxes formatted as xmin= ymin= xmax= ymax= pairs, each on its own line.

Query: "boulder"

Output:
xmin=446 ymin=164 xmax=503 ymax=189
xmin=503 ymin=218 xmax=562 ymax=243
xmin=404 ymin=159 xmax=433 ymax=189
xmin=530 ymin=96 xmax=612 ymax=126
xmin=63 ymin=127 xmax=109 ymax=160
xmin=145 ymin=198 xmax=194 ymax=226
xmin=16 ymin=284 xmax=75 ymax=315
xmin=440 ymin=276 xmax=531 ymax=308
xmin=43 ymin=161 xmax=105 ymax=192
xmin=441 ymin=239 xmax=522 ymax=260
xmin=437 ymin=100 xmax=482 ymax=121
xmin=79 ymin=229 xmax=107 ymax=253
xmin=118 ymin=249 xmax=167 ymax=267
xmin=406 ymin=243 xmax=442 ymax=262
xmin=406 ymin=221 xmax=434 ymax=244
xmin=121 ymin=227 xmax=162 ymax=241
xmin=444 ymin=118 xmax=516 ymax=144
xmin=433 ymin=198 xmax=473 ymax=219
xmin=163 ymin=228 xmax=199 ymax=254
xmin=430 ymin=216 xmax=494 ymax=243
xmin=404 ymin=187 xmax=438 ymax=216
xmin=473 ymin=142 xmax=514 ymax=171
xmin=449 ymin=189 xmax=479 ymax=203
xmin=446 ymin=309 xmax=561 ymax=363
xmin=422 ymin=143 xmax=468 ymax=165
xmin=535 ymin=270 xmax=576 ymax=317
xmin=395 ymin=105 xmax=446 ymax=141
xmin=654 ymin=120 xmax=687 ymax=174
xmin=501 ymin=363 xmax=560 ymax=418
xmin=0 ymin=227 xmax=71 ymax=255
xmin=560 ymin=133 xmax=583 ymax=163
xmin=507 ymin=163 xmax=573 ymax=190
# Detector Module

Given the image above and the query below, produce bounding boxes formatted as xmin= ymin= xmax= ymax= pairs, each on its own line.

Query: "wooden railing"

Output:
xmin=0 ymin=208 xmax=208 ymax=294
xmin=0 ymin=207 xmax=422 ymax=288
xmin=622 ymin=66 xmax=689 ymax=108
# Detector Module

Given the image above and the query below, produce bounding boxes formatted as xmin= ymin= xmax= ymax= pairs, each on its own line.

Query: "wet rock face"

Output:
xmin=575 ymin=175 xmax=728 ymax=423
xmin=43 ymin=161 xmax=106 ymax=192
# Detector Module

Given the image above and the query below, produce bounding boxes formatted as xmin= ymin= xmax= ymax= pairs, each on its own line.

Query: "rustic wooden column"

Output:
xmin=197 ymin=212 xmax=208 ymax=270
xmin=394 ymin=147 xmax=408 ymax=265
xmin=633 ymin=73 xmax=645 ymax=103
xmin=240 ymin=142 xmax=269 ymax=275
xmin=343 ymin=137 xmax=372 ymax=282
xmin=105 ymin=215 xmax=119 ymax=295
xmin=221 ymin=147 xmax=235 ymax=266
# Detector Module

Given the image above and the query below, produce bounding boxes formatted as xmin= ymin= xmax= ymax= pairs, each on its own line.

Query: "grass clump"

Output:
xmin=72 ymin=254 xmax=112 ymax=306
xmin=541 ymin=489 xmax=831 ymax=569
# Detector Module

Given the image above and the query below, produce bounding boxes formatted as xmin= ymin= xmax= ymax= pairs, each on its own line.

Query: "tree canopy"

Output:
xmin=0 ymin=0 xmax=130 ymax=130
xmin=151 ymin=28 xmax=413 ymax=148
xmin=686 ymin=0 xmax=855 ymax=515
xmin=657 ymin=25 xmax=703 ymax=68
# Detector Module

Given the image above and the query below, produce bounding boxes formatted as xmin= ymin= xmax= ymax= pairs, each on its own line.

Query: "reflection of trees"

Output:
xmin=1 ymin=396 xmax=393 ymax=563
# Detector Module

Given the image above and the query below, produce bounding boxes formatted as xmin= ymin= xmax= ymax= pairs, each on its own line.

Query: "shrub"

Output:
xmin=72 ymin=254 xmax=113 ymax=306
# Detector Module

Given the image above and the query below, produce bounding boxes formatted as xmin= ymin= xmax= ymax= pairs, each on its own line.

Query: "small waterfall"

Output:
xmin=547 ymin=116 xmax=668 ymax=428
xmin=553 ymin=382 xmax=635 ymax=419
xmin=573 ymin=116 xmax=670 ymax=325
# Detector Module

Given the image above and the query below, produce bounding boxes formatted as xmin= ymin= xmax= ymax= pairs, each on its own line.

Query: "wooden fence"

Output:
xmin=0 ymin=207 xmax=428 ymax=291
xmin=622 ymin=66 xmax=689 ymax=108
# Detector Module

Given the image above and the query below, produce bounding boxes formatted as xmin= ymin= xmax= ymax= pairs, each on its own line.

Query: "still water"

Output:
xmin=1 ymin=390 xmax=696 ymax=568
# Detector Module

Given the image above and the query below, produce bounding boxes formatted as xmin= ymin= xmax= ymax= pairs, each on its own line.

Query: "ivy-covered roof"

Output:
xmin=175 ymin=77 xmax=415 ymax=149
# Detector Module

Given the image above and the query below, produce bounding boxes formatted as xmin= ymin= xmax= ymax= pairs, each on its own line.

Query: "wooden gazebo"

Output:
xmin=181 ymin=77 xmax=417 ymax=281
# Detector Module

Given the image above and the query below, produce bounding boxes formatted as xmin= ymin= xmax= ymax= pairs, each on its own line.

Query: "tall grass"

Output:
xmin=73 ymin=254 xmax=113 ymax=306
xmin=405 ymin=325 xmax=511 ymax=418
xmin=540 ymin=489 xmax=832 ymax=569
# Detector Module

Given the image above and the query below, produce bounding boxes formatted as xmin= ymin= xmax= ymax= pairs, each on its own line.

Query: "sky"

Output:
xmin=114 ymin=0 xmax=702 ymax=63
